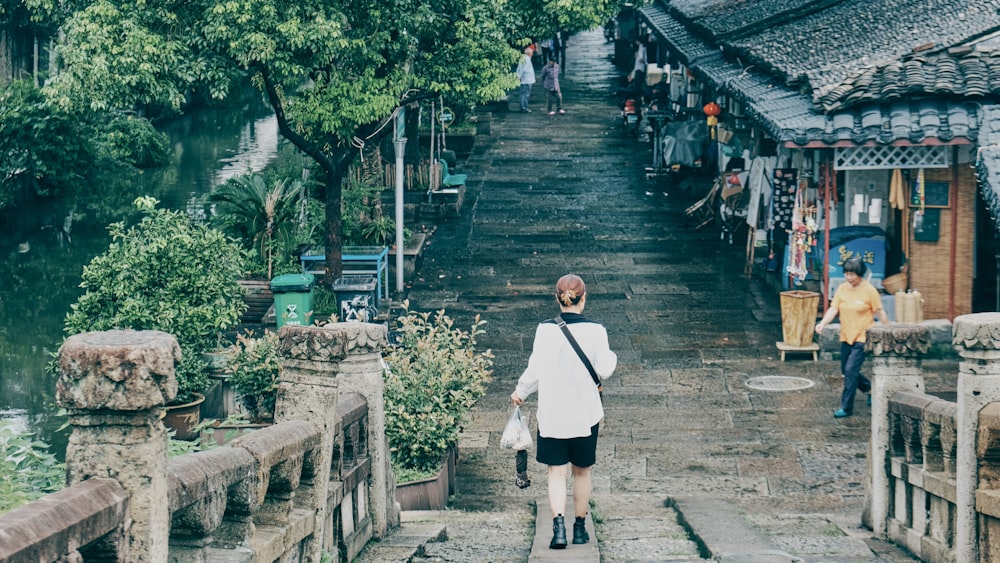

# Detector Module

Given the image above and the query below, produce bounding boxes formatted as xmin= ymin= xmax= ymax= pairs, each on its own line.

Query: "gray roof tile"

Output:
xmin=640 ymin=3 xmax=983 ymax=147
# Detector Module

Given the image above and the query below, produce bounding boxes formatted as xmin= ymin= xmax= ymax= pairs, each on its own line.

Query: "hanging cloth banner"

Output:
xmin=889 ymin=169 xmax=906 ymax=210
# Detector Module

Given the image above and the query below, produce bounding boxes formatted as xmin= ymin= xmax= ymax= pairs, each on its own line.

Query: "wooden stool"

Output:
xmin=776 ymin=341 xmax=819 ymax=362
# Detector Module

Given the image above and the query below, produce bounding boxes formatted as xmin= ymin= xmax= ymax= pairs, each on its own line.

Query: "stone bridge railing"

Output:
xmin=0 ymin=322 xmax=400 ymax=562
xmin=867 ymin=312 xmax=1000 ymax=562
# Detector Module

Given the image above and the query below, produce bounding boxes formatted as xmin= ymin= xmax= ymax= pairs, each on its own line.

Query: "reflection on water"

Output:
xmin=0 ymin=99 xmax=283 ymax=458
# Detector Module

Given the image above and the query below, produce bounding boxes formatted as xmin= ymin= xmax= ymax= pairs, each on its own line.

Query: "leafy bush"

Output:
xmin=64 ymin=196 xmax=248 ymax=403
xmin=0 ymin=421 xmax=65 ymax=515
xmin=97 ymin=113 xmax=171 ymax=169
xmin=342 ymin=178 xmax=397 ymax=247
xmin=382 ymin=304 xmax=493 ymax=478
xmin=0 ymin=80 xmax=96 ymax=203
xmin=226 ymin=330 xmax=281 ymax=423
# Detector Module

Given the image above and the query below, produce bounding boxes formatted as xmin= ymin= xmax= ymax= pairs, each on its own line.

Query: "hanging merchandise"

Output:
xmin=786 ymin=186 xmax=818 ymax=286
xmin=771 ymin=168 xmax=798 ymax=232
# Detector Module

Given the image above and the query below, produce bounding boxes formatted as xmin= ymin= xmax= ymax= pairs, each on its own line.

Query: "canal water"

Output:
xmin=0 ymin=98 xmax=285 ymax=455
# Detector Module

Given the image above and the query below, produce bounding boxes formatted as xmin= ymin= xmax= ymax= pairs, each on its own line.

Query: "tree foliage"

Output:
xmin=38 ymin=0 xmax=611 ymax=280
xmin=64 ymin=196 xmax=248 ymax=403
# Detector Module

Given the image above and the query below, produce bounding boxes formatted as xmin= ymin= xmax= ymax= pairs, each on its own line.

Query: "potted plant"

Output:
xmin=225 ymin=330 xmax=282 ymax=424
xmin=63 ymin=196 xmax=248 ymax=438
xmin=209 ymin=173 xmax=322 ymax=323
xmin=381 ymin=303 xmax=494 ymax=509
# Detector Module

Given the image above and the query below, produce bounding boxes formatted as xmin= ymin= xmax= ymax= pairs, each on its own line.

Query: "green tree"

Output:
xmin=209 ymin=174 xmax=309 ymax=279
xmin=42 ymin=0 xmax=526 ymax=283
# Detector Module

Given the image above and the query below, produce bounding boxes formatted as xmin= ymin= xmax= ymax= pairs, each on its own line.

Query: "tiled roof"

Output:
xmin=975 ymin=105 xmax=1000 ymax=232
xmin=669 ymin=0 xmax=841 ymax=39
xmin=726 ymin=0 xmax=1000 ymax=100
xmin=640 ymin=3 xmax=982 ymax=147
xmin=817 ymin=48 xmax=1000 ymax=111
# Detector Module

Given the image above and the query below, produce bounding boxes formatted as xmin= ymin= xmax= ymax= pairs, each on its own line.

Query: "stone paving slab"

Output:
xmin=359 ymin=27 xmax=947 ymax=563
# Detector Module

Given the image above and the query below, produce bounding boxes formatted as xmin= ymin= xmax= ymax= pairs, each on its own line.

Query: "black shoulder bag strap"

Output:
xmin=555 ymin=315 xmax=602 ymax=391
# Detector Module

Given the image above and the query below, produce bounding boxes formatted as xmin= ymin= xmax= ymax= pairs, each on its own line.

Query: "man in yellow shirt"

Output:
xmin=815 ymin=258 xmax=890 ymax=418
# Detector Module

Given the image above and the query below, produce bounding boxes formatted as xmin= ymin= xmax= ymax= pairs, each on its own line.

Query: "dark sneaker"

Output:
xmin=572 ymin=517 xmax=589 ymax=544
xmin=550 ymin=515 xmax=567 ymax=549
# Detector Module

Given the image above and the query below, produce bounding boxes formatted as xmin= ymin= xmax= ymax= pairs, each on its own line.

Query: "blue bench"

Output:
xmin=438 ymin=159 xmax=467 ymax=188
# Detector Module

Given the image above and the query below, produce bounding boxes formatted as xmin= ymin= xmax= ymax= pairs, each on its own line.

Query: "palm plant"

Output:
xmin=209 ymin=174 xmax=307 ymax=279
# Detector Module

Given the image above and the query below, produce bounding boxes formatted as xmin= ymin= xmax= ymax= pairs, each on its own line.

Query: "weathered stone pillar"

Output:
xmin=274 ymin=324 xmax=343 ymax=563
xmin=865 ymin=323 xmax=929 ymax=536
xmin=953 ymin=313 xmax=1000 ymax=562
xmin=57 ymin=329 xmax=181 ymax=563
xmin=325 ymin=322 xmax=400 ymax=537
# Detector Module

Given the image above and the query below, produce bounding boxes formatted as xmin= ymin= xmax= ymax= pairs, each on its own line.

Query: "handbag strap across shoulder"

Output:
xmin=555 ymin=315 xmax=602 ymax=389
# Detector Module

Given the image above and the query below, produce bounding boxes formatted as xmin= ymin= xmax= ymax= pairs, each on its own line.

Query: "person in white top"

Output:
xmin=515 ymin=47 xmax=536 ymax=113
xmin=511 ymin=274 xmax=617 ymax=549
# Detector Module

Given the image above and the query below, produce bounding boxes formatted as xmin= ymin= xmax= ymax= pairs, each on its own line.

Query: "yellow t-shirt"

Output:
xmin=831 ymin=280 xmax=883 ymax=345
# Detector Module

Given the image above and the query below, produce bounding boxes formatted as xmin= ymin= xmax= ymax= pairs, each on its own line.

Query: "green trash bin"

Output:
xmin=271 ymin=273 xmax=316 ymax=328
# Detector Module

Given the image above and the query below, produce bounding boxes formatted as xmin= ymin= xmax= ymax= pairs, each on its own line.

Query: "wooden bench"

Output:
xmin=438 ymin=159 xmax=467 ymax=187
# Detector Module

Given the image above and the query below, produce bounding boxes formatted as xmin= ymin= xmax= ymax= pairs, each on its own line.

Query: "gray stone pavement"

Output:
xmin=355 ymin=29 xmax=959 ymax=562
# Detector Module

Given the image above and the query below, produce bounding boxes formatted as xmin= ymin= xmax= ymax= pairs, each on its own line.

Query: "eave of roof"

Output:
xmin=639 ymin=2 xmax=982 ymax=148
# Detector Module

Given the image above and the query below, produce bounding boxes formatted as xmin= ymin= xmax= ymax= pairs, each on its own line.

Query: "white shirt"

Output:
xmin=516 ymin=54 xmax=535 ymax=85
xmin=514 ymin=314 xmax=617 ymax=439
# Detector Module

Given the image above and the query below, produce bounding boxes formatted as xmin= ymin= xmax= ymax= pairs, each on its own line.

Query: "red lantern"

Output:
xmin=703 ymin=102 xmax=721 ymax=117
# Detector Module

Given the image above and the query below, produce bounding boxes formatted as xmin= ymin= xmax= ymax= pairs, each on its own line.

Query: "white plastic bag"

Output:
xmin=500 ymin=406 xmax=532 ymax=450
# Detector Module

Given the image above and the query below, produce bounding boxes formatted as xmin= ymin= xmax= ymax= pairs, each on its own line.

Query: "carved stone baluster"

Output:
xmin=952 ymin=312 xmax=1000 ymax=562
xmin=274 ymin=324 xmax=344 ymax=562
xmin=319 ymin=322 xmax=400 ymax=536
xmin=866 ymin=323 xmax=929 ymax=537
xmin=57 ymin=329 xmax=181 ymax=563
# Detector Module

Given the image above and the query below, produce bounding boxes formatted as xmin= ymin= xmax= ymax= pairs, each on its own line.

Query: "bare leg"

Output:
xmin=547 ymin=464 xmax=568 ymax=517
xmin=572 ymin=465 xmax=591 ymax=518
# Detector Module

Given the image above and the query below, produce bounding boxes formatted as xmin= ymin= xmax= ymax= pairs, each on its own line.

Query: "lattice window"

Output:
xmin=835 ymin=145 xmax=950 ymax=170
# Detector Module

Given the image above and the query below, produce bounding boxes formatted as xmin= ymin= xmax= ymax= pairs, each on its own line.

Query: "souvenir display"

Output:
xmin=771 ymin=168 xmax=798 ymax=231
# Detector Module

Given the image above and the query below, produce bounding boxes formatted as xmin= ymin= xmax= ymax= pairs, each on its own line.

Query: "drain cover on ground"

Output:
xmin=744 ymin=376 xmax=815 ymax=391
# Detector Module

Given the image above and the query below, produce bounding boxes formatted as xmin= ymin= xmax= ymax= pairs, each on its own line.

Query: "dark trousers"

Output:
xmin=546 ymin=89 xmax=562 ymax=111
xmin=840 ymin=341 xmax=871 ymax=412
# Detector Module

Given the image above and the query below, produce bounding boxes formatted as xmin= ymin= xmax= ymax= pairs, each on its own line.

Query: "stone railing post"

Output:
xmin=953 ymin=312 xmax=1000 ymax=562
xmin=57 ymin=329 xmax=181 ymax=563
xmin=865 ymin=323 xmax=929 ymax=536
xmin=274 ymin=324 xmax=344 ymax=563
xmin=324 ymin=322 xmax=400 ymax=537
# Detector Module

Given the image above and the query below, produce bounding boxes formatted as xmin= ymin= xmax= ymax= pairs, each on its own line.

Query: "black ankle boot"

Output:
xmin=550 ymin=515 xmax=567 ymax=549
xmin=572 ymin=516 xmax=589 ymax=544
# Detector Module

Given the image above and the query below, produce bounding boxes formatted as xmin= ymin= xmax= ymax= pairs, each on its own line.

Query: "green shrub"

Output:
xmin=97 ymin=113 xmax=171 ymax=169
xmin=0 ymin=421 xmax=65 ymax=515
xmin=0 ymin=80 xmax=96 ymax=202
xmin=226 ymin=330 xmax=281 ymax=423
xmin=382 ymin=304 xmax=493 ymax=478
xmin=64 ymin=196 xmax=248 ymax=403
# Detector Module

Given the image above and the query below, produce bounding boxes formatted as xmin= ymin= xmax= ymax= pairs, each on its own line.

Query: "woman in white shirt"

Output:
xmin=511 ymin=274 xmax=617 ymax=549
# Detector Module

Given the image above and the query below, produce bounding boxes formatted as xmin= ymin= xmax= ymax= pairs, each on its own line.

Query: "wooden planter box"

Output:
xmin=389 ymin=232 xmax=427 ymax=280
xmin=238 ymin=279 xmax=273 ymax=324
xmin=381 ymin=190 xmax=430 ymax=223
xmin=394 ymin=447 xmax=456 ymax=511
xmin=418 ymin=132 xmax=476 ymax=157
xmin=395 ymin=463 xmax=449 ymax=511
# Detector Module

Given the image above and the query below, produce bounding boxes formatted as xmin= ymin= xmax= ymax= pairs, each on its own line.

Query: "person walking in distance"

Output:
xmin=516 ymin=47 xmax=536 ymax=113
xmin=541 ymin=57 xmax=564 ymax=115
xmin=815 ymin=257 xmax=889 ymax=418
xmin=511 ymin=274 xmax=617 ymax=549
